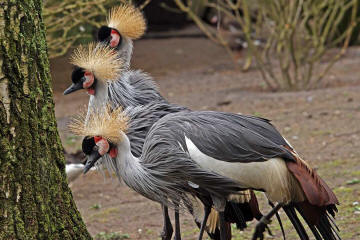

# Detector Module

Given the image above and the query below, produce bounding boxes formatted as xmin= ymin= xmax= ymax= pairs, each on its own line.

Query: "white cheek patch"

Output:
xmin=96 ymin=139 xmax=110 ymax=156
xmin=83 ymin=73 xmax=94 ymax=89
xmin=110 ymin=33 xmax=120 ymax=47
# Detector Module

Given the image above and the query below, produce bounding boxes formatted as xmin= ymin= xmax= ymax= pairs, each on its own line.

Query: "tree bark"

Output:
xmin=0 ymin=1 xmax=91 ymax=239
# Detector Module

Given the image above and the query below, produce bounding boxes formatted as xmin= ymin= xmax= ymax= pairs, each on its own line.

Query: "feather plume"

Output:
xmin=108 ymin=5 xmax=146 ymax=39
xmin=70 ymin=42 xmax=123 ymax=82
xmin=68 ymin=105 xmax=129 ymax=143
xmin=207 ymin=208 xmax=219 ymax=233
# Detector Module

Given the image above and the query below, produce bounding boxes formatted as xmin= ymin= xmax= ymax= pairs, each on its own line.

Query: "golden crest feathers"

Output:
xmin=68 ymin=105 xmax=129 ymax=143
xmin=108 ymin=5 xmax=146 ymax=39
xmin=70 ymin=42 xmax=123 ymax=82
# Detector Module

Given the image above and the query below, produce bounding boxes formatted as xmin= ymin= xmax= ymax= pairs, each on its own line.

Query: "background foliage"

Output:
xmin=44 ymin=0 xmax=151 ymax=58
xmin=175 ymin=0 xmax=360 ymax=90
xmin=44 ymin=0 xmax=360 ymax=91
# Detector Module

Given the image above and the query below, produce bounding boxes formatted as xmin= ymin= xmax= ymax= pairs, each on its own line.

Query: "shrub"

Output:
xmin=175 ymin=0 xmax=359 ymax=90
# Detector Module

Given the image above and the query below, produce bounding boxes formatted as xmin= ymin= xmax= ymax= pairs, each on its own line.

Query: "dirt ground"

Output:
xmin=51 ymin=34 xmax=360 ymax=239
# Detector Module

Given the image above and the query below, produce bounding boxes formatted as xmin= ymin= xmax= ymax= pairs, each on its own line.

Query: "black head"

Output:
xmin=82 ymin=136 xmax=96 ymax=155
xmin=64 ymin=67 xmax=97 ymax=95
xmin=71 ymin=67 xmax=85 ymax=84
xmin=63 ymin=67 xmax=85 ymax=95
xmin=81 ymin=136 xmax=117 ymax=174
xmin=82 ymin=136 xmax=101 ymax=174
xmin=98 ymin=26 xmax=112 ymax=42
xmin=98 ymin=26 xmax=122 ymax=48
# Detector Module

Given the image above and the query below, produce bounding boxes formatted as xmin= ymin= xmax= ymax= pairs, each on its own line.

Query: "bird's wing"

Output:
xmin=125 ymin=102 xmax=190 ymax=157
xmin=154 ymin=111 xmax=295 ymax=163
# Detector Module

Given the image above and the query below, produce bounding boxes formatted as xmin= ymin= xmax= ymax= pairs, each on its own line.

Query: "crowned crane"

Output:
xmin=97 ymin=4 xmax=146 ymax=68
xmin=68 ymin=106 xmax=243 ymax=238
xmin=149 ymin=110 xmax=340 ymax=240
xmin=63 ymin=42 xmax=163 ymax=109
xmin=123 ymin=103 xmax=264 ymax=240
xmin=121 ymin=104 xmax=341 ymax=240
xmin=63 ymin=42 xmax=263 ymax=240
xmin=63 ymin=6 xmax=159 ymax=108
xmin=70 ymin=104 xmax=340 ymax=240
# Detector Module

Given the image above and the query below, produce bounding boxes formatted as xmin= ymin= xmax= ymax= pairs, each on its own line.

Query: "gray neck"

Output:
xmin=88 ymin=80 xmax=108 ymax=111
xmin=86 ymin=81 xmax=108 ymax=123
xmin=110 ymin=37 xmax=165 ymax=109
xmin=114 ymin=133 xmax=151 ymax=192
xmin=113 ymin=134 xmax=163 ymax=201
xmin=106 ymin=133 xmax=183 ymax=207
xmin=117 ymin=37 xmax=133 ymax=68
xmin=116 ymin=137 xmax=143 ymax=186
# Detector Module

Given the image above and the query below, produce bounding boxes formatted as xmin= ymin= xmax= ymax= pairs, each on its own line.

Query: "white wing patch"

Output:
xmin=184 ymin=136 xmax=295 ymax=203
xmin=188 ymin=181 xmax=199 ymax=188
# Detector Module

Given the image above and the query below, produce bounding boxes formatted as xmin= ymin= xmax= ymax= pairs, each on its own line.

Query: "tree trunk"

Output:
xmin=0 ymin=1 xmax=91 ymax=239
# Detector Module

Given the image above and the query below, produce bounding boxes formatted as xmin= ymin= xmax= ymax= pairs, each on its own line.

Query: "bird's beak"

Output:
xmin=83 ymin=151 xmax=102 ymax=174
xmin=63 ymin=82 xmax=83 ymax=95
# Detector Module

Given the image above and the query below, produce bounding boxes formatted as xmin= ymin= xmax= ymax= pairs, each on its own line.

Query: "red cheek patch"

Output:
xmin=109 ymin=147 xmax=118 ymax=158
xmin=94 ymin=136 xmax=102 ymax=143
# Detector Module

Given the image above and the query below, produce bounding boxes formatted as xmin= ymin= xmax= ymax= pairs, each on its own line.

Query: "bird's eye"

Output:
xmin=93 ymin=145 xmax=99 ymax=152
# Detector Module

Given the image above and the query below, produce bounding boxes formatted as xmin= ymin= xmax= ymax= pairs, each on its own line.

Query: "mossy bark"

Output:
xmin=0 ymin=1 xmax=91 ymax=239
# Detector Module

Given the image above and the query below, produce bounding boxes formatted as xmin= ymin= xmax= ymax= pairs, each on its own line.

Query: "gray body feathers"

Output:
xmin=144 ymin=110 xmax=294 ymax=164
xmin=108 ymin=70 xmax=165 ymax=109
xmin=124 ymin=102 xmax=189 ymax=157
xmin=99 ymin=132 xmax=240 ymax=210
xmin=112 ymin=104 xmax=296 ymax=207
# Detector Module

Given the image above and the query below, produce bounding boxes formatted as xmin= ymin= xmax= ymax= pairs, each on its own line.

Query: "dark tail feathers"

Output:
xmin=283 ymin=202 xmax=340 ymax=240
xmin=206 ymin=190 xmax=262 ymax=240
xmin=225 ymin=190 xmax=263 ymax=230
xmin=207 ymin=222 xmax=231 ymax=240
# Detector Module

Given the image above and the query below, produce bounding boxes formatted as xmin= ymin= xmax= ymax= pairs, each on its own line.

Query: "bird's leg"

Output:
xmin=161 ymin=204 xmax=173 ymax=240
xmin=252 ymin=203 xmax=284 ymax=240
xmin=198 ymin=205 xmax=211 ymax=240
xmin=173 ymin=203 xmax=181 ymax=240
xmin=219 ymin=211 xmax=228 ymax=240
xmin=211 ymin=195 xmax=227 ymax=240
xmin=268 ymin=201 xmax=284 ymax=239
